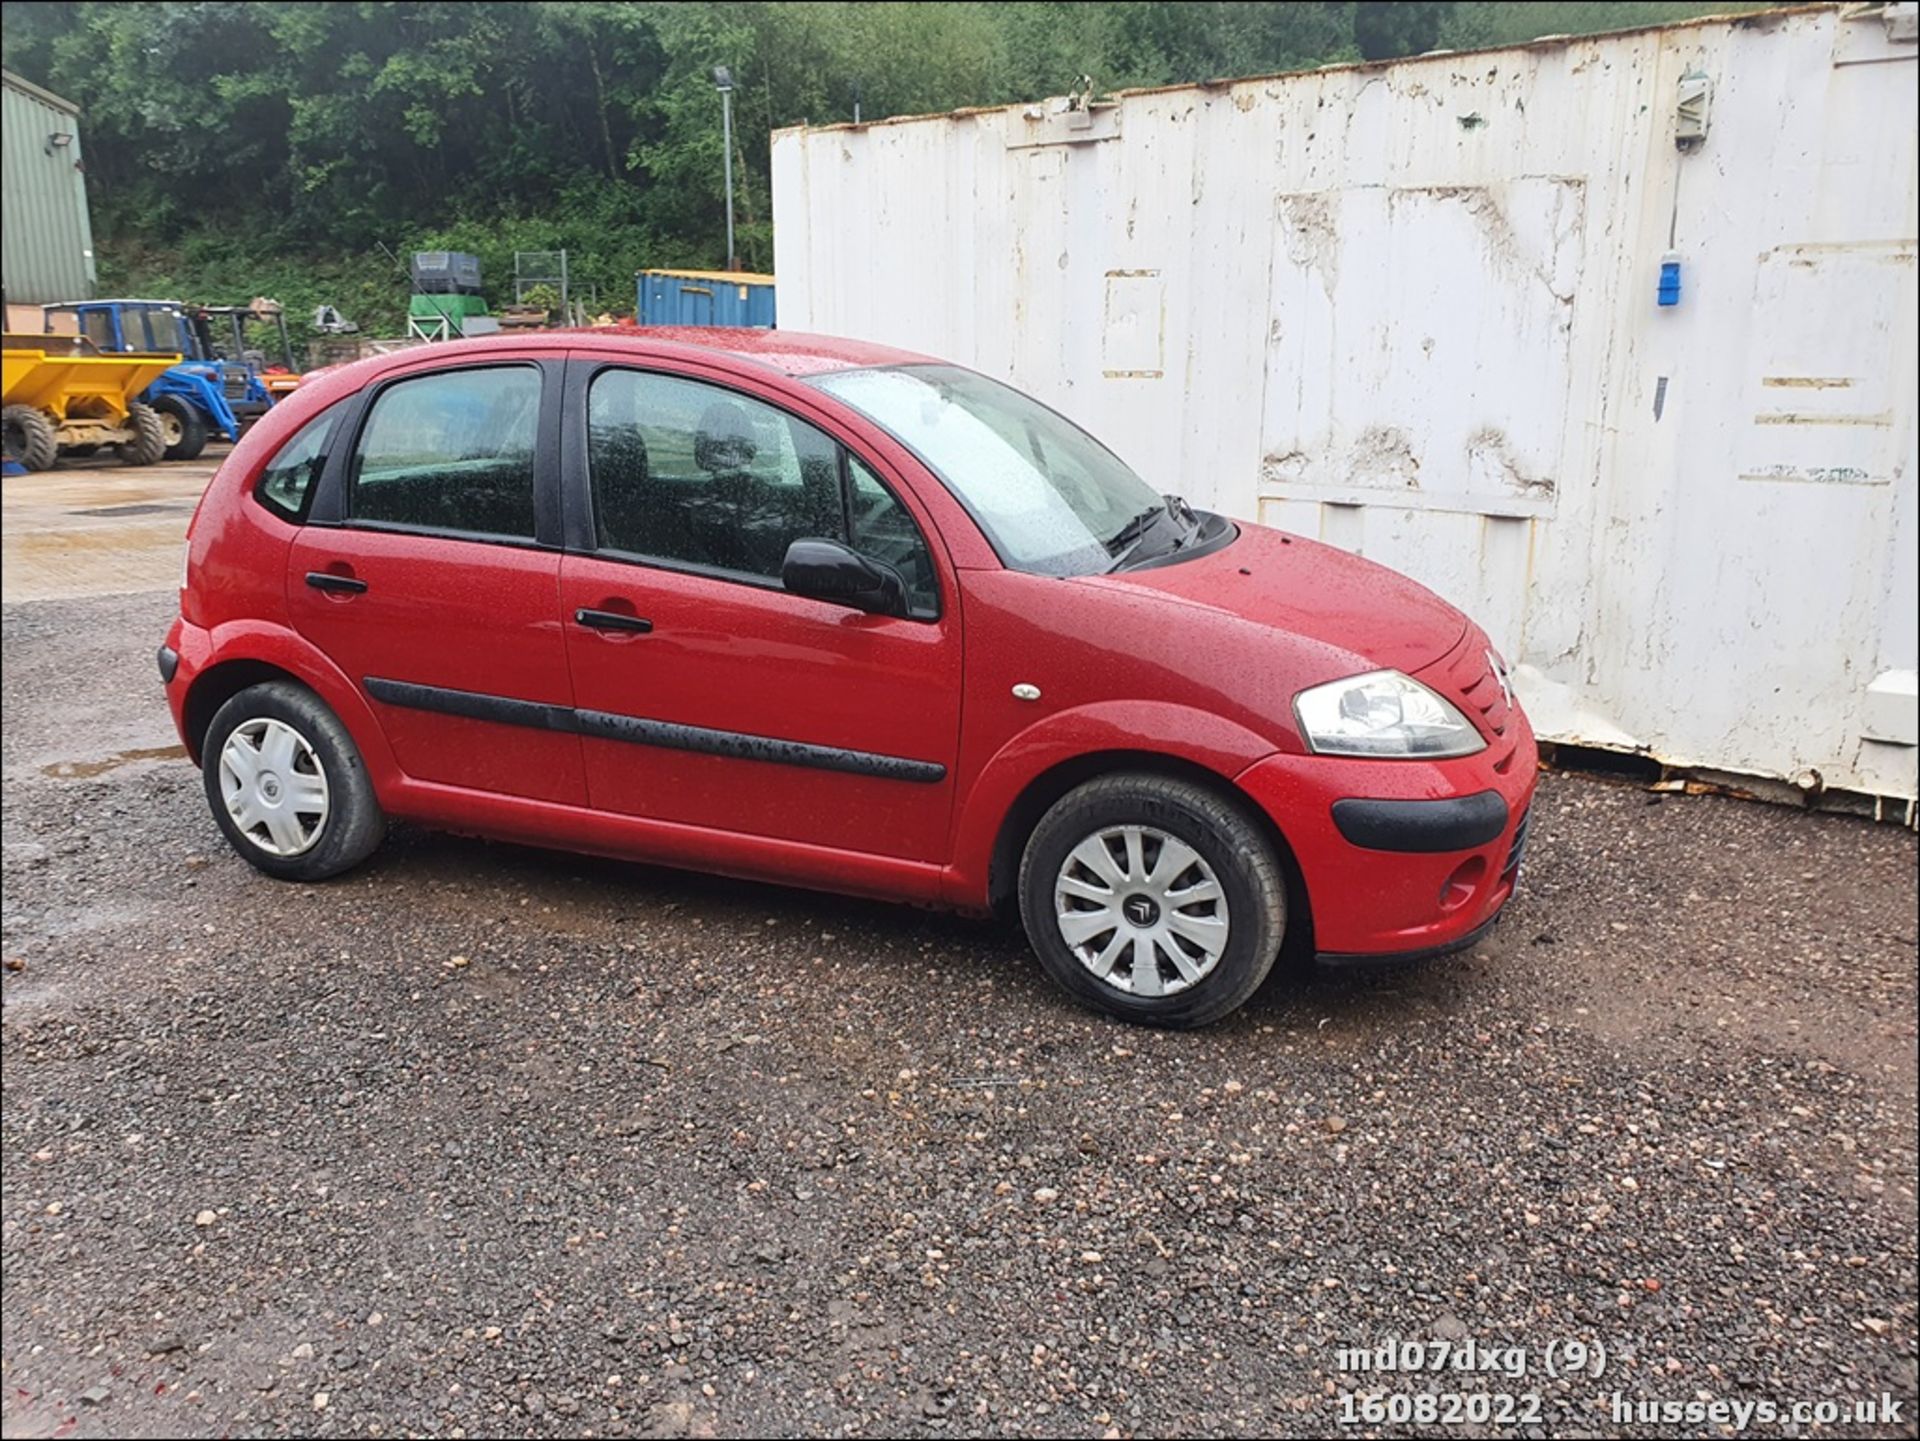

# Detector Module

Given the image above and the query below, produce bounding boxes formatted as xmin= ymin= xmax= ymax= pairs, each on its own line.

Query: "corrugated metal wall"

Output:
xmin=773 ymin=5 xmax=1920 ymax=803
xmin=2 ymin=70 xmax=97 ymax=306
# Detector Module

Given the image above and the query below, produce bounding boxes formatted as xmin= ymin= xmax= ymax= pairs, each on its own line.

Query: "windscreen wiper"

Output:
xmin=1108 ymin=496 xmax=1206 ymax=571
xmin=1159 ymin=493 xmax=1204 ymax=552
xmin=1104 ymin=504 xmax=1174 ymax=569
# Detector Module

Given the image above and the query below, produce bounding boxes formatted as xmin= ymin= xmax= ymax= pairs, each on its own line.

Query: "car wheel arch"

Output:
xmin=981 ymin=748 xmax=1314 ymax=959
xmin=180 ymin=628 xmax=396 ymax=784
xmin=183 ymin=657 xmax=302 ymax=762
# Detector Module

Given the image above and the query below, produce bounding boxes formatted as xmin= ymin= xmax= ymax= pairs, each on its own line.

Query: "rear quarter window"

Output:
xmin=255 ymin=403 xmax=345 ymax=522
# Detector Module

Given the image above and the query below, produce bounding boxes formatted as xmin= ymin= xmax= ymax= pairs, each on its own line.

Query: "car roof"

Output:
xmin=604 ymin=326 xmax=939 ymax=376
xmin=371 ymin=327 xmax=940 ymax=379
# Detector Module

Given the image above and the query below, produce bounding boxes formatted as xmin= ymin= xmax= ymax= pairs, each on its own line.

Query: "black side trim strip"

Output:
xmin=362 ymin=677 xmax=946 ymax=784
xmin=574 ymin=708 xmax=945 ymax=783
xmin=156 ymin=645 xmax=180 ymax=684
xmin=1330 ymin=790 xmax=1508 ymax=853
xmin=363 ymin=677 xmax=574 ymax=733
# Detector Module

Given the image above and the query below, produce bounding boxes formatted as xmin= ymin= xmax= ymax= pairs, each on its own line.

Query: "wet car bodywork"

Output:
xmin=160 ymin=328 xmax=1536 ymax=1023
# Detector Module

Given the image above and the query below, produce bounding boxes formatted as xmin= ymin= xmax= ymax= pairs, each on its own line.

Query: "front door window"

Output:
xmin=586 ymin=368 xmax=939 ymax=618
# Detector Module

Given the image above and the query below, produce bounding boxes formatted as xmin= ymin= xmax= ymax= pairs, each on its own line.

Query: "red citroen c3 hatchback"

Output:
xmin=160 ymin=329 xmax=1535 ymax=1027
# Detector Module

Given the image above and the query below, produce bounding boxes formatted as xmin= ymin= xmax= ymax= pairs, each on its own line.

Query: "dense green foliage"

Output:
xmin=3 ymin=0 xmax=1762 ymax=346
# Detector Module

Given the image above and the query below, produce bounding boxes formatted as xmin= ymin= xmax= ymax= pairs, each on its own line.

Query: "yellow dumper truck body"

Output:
xmin=2 ymin=334 xmax=178 ymax=470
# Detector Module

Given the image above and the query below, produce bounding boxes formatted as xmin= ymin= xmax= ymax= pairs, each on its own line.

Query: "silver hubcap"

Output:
xmin=219 ymin=717 xmax=329 ymax=857
xmin=1054 ymin=825 xmax=1230 ymax=998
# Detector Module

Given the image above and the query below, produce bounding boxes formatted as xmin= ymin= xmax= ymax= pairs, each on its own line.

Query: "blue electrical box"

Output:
xmin=636 ymin=269 xmax=777 ymax=328
xmin=1657 ymin=250 xmax=1682 ymax=307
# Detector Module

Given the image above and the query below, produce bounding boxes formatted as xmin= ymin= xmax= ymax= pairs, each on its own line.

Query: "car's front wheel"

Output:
xmin=202 ymin=681 xmax=385 ymax=881
xmin=1018 ymin=773 xmax=1287 ymax=1028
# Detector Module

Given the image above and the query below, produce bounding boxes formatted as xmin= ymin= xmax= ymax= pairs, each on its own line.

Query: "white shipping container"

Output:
xmin=773 ymin=4 xmax=1920 ymax=805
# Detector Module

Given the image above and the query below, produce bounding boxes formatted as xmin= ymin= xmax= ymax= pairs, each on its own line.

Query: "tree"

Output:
xmin=1354 ymin=1 xmax=1446 ymax=60
xmin=0 ymin=0 xmax=1769 ymax=344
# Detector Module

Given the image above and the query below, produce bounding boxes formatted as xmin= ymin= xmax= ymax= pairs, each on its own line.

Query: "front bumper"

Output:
xmin=1316 ymin=910 xmax=1505 ymax=969
xmin=1235 ymin=706 xmax=1538 ymax=957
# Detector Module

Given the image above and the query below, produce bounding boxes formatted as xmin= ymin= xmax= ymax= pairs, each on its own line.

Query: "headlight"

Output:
xmin=1293 ymin=670 xmax=1485 ymax=758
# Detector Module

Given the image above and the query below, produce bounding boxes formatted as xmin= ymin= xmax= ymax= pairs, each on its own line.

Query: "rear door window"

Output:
xmin=349 ymin=366 xmax=540 ymax=541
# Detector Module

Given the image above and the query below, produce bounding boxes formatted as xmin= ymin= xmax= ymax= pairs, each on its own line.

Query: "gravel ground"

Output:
xmin=3 ymin=589 xmax=1916 ymax=1440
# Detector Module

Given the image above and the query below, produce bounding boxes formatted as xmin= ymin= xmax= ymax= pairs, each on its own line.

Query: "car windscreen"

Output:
xmin=808 ymin=364 xmax=1165 ymax=578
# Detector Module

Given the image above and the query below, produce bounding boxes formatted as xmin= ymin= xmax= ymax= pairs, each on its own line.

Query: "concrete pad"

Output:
xmin=1 ymin=451 xmax=224 ymax=604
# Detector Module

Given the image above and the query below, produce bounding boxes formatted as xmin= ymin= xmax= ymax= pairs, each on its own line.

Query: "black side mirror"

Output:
xmin=781 ymin=537 xmax=906 ymax=617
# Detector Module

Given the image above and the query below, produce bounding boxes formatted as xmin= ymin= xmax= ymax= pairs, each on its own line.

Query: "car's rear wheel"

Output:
xmin=202 ymin=681 xmax=384 ymax=881
xmin=1018 ymin=773 xmax=1287 ymax=1028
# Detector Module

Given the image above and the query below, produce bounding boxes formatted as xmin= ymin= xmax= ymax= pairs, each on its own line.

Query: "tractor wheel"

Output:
xmin=2 ymin=405 xmax=58 ymax=471
xmin=115 ymin=402 xmax=167 ymax=466
xmin=152 ymin=396 xmax=209 ymax=461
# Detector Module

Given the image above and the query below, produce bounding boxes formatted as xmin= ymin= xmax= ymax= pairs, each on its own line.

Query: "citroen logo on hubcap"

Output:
xmin=1123 ymin=895 xmax=1159 ymax=928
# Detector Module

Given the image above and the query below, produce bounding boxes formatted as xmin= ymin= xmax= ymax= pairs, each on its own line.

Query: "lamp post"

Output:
xmin=713 ymin=65 xmax=737 ymax=272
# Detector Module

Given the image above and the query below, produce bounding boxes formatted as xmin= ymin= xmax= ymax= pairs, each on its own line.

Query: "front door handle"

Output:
xmin=306 ymin=571 xmax=368 ymax=594
xmin=575 ymin=607 xmax=653 ymax=634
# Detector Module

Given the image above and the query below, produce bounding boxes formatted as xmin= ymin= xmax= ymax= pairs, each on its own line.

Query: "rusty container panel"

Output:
xmin=773 ymin=7 xmax=1919 ymax=804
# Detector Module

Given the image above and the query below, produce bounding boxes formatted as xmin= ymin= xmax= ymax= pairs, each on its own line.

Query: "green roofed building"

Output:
xmin=3 ymin=68 xmax=97 ymax=308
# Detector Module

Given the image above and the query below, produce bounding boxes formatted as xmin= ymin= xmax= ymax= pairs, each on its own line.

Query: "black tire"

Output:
xmin=114 ymin=401 xmax=167 ymax=466
xmin=202 ymin=681 xmax=386 ymax=881
xmin=2 ymin=405 xmax=57 ymax=471
xmin=1018 ymin=773 xmax=1287 ymax=1028
xmin=152 ymin=395 xmax=209 ymax=461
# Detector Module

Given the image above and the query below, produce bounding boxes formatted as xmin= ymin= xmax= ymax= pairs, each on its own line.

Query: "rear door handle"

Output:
xmin=306 ymin=571 xmax=367 ymax=594
xmin=575 ymin=607 xmax=652 ymax=634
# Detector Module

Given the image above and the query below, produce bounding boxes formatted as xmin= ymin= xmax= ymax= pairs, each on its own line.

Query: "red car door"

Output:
xmin=287 ymin=357 xmax=585 ymax=805
xmin=556 ymin=359 xmax=961 ymax=861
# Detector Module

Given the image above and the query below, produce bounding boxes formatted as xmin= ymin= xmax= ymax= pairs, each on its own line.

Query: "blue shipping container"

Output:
xmin=636 ymin=269 xmax=777 ymax=328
